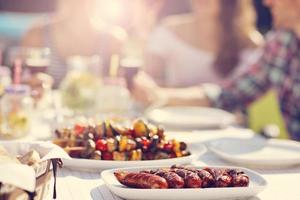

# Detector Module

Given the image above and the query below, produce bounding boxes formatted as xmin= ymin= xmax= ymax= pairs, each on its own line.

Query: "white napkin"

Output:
xmin=0 ymin=141 xmax=70 ymax=192
xmin=0 ymin=163 xmax=36 ymax=192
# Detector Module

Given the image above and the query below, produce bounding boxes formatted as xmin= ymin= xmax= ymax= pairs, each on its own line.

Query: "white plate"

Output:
xmin=63 ymin=144 xmax=205 ymax=171
xmin=208 ymin=137 xmax=300 ymax=169
xmin=101 ymin=165 xmax=267 ymax=200
xmin=145 ymin=106 xmax=235 ymax=130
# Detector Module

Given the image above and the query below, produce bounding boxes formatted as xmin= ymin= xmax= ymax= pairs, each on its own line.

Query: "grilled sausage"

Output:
xmin=152 ymin=170 xmax=185 ymax=188
xmin=170 ymin=165 xmax=197 ymax=172
xmin=170 ymin=165 xmax=203 ymax=188
xmin=226 ymin=169 xmax=249 ymax=187
xmin=185 ymin=171 xmax=202 ymax=188
xmin=170 ymin=168 xmax=202 ymax=188
xmin=204 ymin=168 xmax=232 ymax=187
xmin=231 ymin=174 xmax=249 ymax=187
xmin=215 ymin=173 xmax=232 ymax=187
xmin=114 ymin=171 xmax=168 ymax=189
xmin=196 ymin=169 xmax=215 ymax=188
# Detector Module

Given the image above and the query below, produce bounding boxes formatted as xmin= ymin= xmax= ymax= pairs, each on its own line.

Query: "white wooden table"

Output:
xmin=49 ymin=128 xmax=300 ymax=200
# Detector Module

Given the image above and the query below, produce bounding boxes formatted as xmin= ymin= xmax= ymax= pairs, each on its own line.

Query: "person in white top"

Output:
xmin=143 ymin=0 xmax=264 ymax=87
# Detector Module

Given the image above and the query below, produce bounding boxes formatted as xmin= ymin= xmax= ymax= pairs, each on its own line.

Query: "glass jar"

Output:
xmin=0 ymin=85 xmax=33 ymax=139
xmin=25 ymin=47 xmax=51 ymax=74
xmin=119 ymin=58 xmax=142 ymax=90
xmin=0 ymin=66 xmax=11 ymax=97
xmin=60 ymin=56 xmax=102 ymax=114
xmin=97 ymin=77 xmax=132 ymax=115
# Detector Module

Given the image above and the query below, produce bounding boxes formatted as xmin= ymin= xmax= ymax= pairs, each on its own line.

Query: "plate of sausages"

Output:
xmin=101 ymin=165 xmax=267 ymax=200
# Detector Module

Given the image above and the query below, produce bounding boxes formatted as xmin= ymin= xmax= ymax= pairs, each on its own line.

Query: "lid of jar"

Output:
xmin=5 ymin=84 xmax=30 ymax=95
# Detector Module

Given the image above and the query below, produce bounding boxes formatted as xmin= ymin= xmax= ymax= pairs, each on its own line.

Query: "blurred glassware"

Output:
xmin=67 ymin=55 xmax=103 ymax=76
xmin=25 ymin=48 xmax=53 ymax=115
xmin=25 ymin=47 xmax=51 ymax=74
xmin=122 ymin=34 xmax=144 ymax=60
xmin=24 ymin=72 xmax=54 ymax=105
xmin=60 ymin=55 xmax=102 ymax=115
xmin=97 ymin=77 xmax=132 ymax=115
xmin=6 ymin=46 xmax=50 ymax=75
xmin=0 ymin=66 xmax=11 ymax=97
xmin=6 ymin=47 xmax=52 ymax=101
xmin=119 ymin=58 xmax=142 ymax=90
xmin=6 ymin=46 xmax=26 ymax=66
xmin=0 ymin=84 xmax=33 ymax=139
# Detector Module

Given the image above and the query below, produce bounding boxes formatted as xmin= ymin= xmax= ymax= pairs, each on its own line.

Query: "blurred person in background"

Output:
xmin=121 ymin=0 xmax=165 ymax=60
xmin=134 ymin=0 xmax=300 ymax=141
xmin=144 ymin=0 xmax=263 ymax=87
xmin=22 ymin=0 xmax=126 ymax=87
xmin=125 ymin=0 xmax=165 ymax=41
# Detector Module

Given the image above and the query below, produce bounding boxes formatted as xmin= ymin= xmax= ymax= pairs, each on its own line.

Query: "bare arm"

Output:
xmin=156 ymin=86 xmax=211 ymax=107
xmin=133 ymin=72 xmax=211 ymax=107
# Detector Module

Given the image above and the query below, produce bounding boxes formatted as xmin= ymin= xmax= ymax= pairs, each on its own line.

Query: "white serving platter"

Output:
xmin=101 ymin=165 xmax=267 ymax=200
xmin=63 ymin=144 xmax=205 ymax=171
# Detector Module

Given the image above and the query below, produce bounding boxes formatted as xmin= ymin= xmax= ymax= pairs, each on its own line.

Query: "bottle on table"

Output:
xmin=0 ymin=66 xmax=11 ymax=97
xmin=0 ymin=85 xmax=33 ymax=139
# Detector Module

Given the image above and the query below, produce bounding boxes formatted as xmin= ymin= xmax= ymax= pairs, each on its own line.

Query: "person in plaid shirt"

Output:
xmin=133 ymin=0 xmax=300 ymax=140
xmin=214 ymin=29 xmax=300 ymax=140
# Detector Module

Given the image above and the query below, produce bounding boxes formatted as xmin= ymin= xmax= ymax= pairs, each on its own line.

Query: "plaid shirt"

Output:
xmin=215 ymin=29 xmax=300 ymax=141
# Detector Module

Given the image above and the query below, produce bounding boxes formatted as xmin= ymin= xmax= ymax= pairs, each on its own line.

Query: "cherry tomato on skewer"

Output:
xmin=102 ymin=152 xmax=113 ymax=160
xmin=96 ymin=139 xmax=108 ymax=152
xmin=74 ymin=124 xmax=85 ymax=135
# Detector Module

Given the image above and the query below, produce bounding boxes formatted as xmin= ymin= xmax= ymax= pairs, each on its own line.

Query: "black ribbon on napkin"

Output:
xmin=52 ymin=159 xmax=63 ymax=199
xmin=26 ymin=191 xmax=36 ymax=200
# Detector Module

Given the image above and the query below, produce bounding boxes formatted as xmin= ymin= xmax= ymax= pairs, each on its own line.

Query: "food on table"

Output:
xmin=114 ymin=171 xmax=168 ymax=189
xmin=114 ymin=165 xmax=250 ymax=189
xmin=147 ymin=170 xmax=185 ymax=188
xmin=168 ymin=167 xmax=202 ymax=188
xmin=194 ymin=167 xmax=215 ymax=188
xmin=53 ymin=119 xmax=191 ymax=161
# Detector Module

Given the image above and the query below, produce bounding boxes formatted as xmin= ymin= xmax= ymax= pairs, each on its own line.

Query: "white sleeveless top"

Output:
xmin=146 ymin=26 xmax=262 ymax=87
